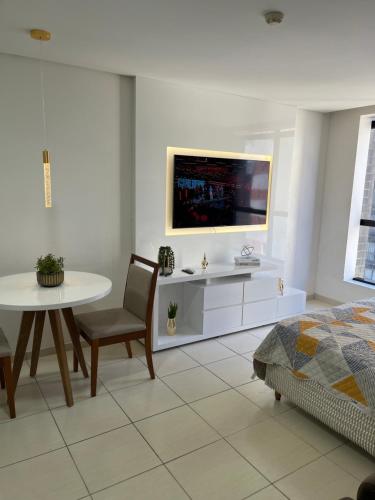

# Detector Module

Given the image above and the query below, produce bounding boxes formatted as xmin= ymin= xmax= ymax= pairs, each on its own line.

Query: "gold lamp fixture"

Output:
xmin=30 ymin=28 xmax=52 ymax=208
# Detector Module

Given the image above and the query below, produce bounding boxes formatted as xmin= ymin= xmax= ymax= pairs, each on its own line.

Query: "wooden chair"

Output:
xmin=0 ymin=328 xmax=16 ymax=418
xmin=74 ymin=254 xmax=159 ymax=396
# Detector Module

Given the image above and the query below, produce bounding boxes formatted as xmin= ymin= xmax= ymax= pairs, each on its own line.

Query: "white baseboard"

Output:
xmin=309 ymin=293 xmax=341 ymax=306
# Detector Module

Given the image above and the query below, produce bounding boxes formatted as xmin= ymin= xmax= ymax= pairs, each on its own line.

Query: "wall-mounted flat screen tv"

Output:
xmin=170 ymin=152 xmax=271 ymax=233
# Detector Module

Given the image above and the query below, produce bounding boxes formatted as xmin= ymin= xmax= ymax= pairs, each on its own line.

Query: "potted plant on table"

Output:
xmin=167 ymin=301 xmax=178 ymax=336
xmin=35 ymin=253 xmax=64 ymax=287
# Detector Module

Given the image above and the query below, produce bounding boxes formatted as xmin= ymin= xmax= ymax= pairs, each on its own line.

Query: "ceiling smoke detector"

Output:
xmin=264 ymin=11 xmax=284 ymax=25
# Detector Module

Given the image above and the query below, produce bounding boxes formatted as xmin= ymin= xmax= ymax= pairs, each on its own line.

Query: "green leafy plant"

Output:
xmin=35 ymin=253 xmax=64 ymax=274
xmin=158 ymin=246 xmax=175 ymax=276
xmin=168 ymin=301 xmax=178 ymax=319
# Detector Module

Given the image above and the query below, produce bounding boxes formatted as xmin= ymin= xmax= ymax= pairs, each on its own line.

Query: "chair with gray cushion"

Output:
xmin=0 ymin=328 xmax=16 ymax=418
xmin=74 ymin=254 xmax=159 ymax=397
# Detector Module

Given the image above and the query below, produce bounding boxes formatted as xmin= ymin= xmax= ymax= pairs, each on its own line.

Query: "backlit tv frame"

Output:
xmin=166 ymin=147 xmax=272 ymax=236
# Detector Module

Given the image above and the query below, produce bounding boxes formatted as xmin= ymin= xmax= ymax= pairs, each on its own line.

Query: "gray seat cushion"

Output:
xmin=0 ymin=328 xmax=11 ymax=357
xmin=75 ymin=308 xmax=146 ymax=340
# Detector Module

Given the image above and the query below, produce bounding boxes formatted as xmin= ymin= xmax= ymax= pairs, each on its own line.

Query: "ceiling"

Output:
xmin=1 ymin=0 xmax=375 ymax=112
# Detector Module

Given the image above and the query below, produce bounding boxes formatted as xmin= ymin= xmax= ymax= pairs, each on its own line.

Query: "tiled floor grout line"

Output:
xmin=321 ymin=443 xmax=367 ymax=483
xmin=272 ymin=411 xmax=347 ymax=457
xmin=140 ymin=372 xmax=272 ymax=497
xmin=265 ymin=484 xmax=290 ymax=500
xmin=102 ymin=376 xmax=194 ymax=499
xmin=160 ymin=345 xmax=356 ymax=496
xmin=183 ymin=399 xmax=275 ymax=491
xmin=270 ymin=453 xmax=330 ymax=487
xmin=3 ymin=334 xmax=372 ymax=498
xmin=130 ymin=375 xmax=229 ymax=471
xmin=175 ymin=339 xmax=257 ymax=390
xmin=158 ymin=464 xmax=194 ymax=500
xmin=231 ymin=384 xmax=294 ymax=416
xmin=88 ymin=463 xmax=170 ymax=498
xmin=6 ymin=372 xmax=357 ymax=499
xmin=0 ymin=445 xmax=67 ymax=471
xmin=0 ymin=405 xmax=48 ymax=425
xmin=202 ymin=360 xmax=253 ymax=388
xmin=33 ymin=373 xmax=92 ymax=497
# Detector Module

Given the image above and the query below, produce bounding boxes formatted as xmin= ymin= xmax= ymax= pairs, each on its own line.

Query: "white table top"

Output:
xmin=0 ymin=271 xmax=112 ymax=311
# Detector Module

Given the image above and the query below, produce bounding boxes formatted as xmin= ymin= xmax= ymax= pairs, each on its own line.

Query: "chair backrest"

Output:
xmin=123 ymin=254 xmax=159 ymax=328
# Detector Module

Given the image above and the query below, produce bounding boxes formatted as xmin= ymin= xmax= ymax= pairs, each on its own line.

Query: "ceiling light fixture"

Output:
xmin=30 ymin=28 xmax=52 ymax=208
xmin=264 ymin=11 xmax=284 ymax=25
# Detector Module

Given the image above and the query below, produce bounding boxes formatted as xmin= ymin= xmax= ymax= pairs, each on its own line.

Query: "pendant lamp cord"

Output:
xmin=39 ymin=40 xmax=48 ymax=149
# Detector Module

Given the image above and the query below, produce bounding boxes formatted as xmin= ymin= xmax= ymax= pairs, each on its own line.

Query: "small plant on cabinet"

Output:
xmin=158 ymin=246 xmax=175 ymax=276
xmin=167 ymin=301 xmax=178 ymax=336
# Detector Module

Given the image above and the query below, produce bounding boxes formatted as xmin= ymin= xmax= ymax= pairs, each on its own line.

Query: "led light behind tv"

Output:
xmin=166 ymin=147 xmax=272 ymax=235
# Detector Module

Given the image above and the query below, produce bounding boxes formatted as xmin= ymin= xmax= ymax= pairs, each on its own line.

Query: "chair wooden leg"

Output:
xmin=125 ymin=341 xmax=132 ymax=358
xmin=0 ymin=365 xmax=5 ymax=389
xmin=275 ymin=391 xmax=281 ymax=401
xmin=30 ymin=311 xmax=46 ymax=377
xmin=145 ymin=335 xmax=155 ymax=379
xmin=48 ymin=310 xmax=74 ymax=407
xmin=91 ymin=340 xmax=99 ymax=397
xmin=73 ymin=352 xmax=78 ymax=372
xmin=13 ymin=311 xmax=35 ymax=389
xmin=62 ymin=308 xmax=89 ymax=378
xmin=3 ymin=357 xmax=16 ymax=418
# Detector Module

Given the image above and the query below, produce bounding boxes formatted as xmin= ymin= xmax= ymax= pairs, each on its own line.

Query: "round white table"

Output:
xmin=0 ymin=271 xmax=112 ymax=407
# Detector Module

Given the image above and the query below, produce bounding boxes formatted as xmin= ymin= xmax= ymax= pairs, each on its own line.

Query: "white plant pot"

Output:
xmin=167 ymin=318 xmax=176 ymax=336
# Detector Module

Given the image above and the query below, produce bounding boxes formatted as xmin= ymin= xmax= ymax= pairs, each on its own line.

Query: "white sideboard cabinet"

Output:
xmin=152 ymin=262 xmax=306 ymax=351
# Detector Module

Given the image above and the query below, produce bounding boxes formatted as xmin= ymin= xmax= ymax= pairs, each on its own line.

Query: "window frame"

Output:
xmin=353 ymin=120 xmax=375 ymax=286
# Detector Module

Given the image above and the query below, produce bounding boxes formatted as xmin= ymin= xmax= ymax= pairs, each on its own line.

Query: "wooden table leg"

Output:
xmin=13 ymin=311 xmax=35 ymax=389
xmin=61 ymin=307 xmax=89 ymax=378
xmin=48 ymin=309 xmax=74 ymax=407
xmin=0 ymin=365 xmax=4 ymax=389
xmin=3 ymin=357 xmax=16 ymax=418
xmin=30 ymin=311 xmax=46 ymax=377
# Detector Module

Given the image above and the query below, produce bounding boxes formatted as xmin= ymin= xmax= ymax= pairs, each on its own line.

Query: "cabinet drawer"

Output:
xmin=204 ymin=282 xmax=243 ymax=310
xmin=277 ymin=291 xmax=306 ymax=318
xmin=203 ymin=305 xmax=242 ymax=335
xmin=243 ymin=298 xmax=277 ymax=326
xmin=244 ymin=278 xmax=279 ymax=302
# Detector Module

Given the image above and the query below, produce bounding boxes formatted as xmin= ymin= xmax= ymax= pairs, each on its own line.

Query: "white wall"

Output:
xmin=316 ymin=104 xmax=375 ymax=302
xmin=0 ymin=54 xmax=133 ymax=350
xmin=0 ymin=57 xmax=330 ymax=354
xmin=134 ymin=76 xmax=298 ymax=269
xmin=285 ymin=110 xmax=329 ymax=294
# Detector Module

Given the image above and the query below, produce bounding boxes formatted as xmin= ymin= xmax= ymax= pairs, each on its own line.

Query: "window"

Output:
xmin=354 ymin=121 xmax=375 ymax=284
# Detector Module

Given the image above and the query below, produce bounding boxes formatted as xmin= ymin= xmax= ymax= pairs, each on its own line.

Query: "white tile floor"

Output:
xmin=0 ymin=304 xmax=374 ymax=499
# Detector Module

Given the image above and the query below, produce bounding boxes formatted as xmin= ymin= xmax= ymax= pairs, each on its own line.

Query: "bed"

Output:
xmin=253 ymin=299 xmax=375 ymax=457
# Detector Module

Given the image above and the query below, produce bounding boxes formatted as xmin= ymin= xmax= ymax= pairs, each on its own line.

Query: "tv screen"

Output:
xmin=172 ymin=154 xmax=271 ymax=229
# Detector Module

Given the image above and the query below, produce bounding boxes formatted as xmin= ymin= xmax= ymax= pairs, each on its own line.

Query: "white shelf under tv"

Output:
xmin=152 ymin=261 xmax=306 ymax=351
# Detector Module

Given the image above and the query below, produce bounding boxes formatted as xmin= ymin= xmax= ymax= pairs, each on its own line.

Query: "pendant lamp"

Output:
xmin=30 ymin=29 xmax=52 ymax=208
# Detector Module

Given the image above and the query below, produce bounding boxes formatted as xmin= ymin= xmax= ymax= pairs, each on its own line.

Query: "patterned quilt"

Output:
xmin=253 ymin=299 xmax=375 ymax=413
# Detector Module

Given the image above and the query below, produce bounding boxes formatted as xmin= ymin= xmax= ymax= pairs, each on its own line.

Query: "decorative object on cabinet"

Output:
xmin=158 ymin=246 xmax=175 ymax=276
xmin=234 ymin=245 xmax=260 ymax=266
xmin=201 ymin=253 xmax=208 ymax=270
xmin=167 ymin=301 xmax=178 ymax=336
xmin=35 ymin=253 xmax=64 ymax=287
